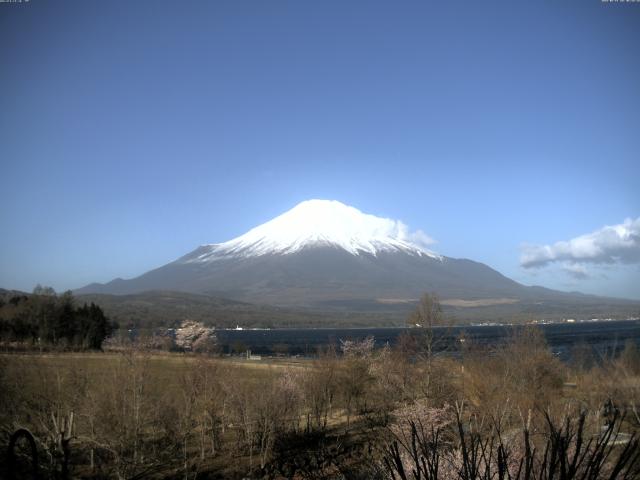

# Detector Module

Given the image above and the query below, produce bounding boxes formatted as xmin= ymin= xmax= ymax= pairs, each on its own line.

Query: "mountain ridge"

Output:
xmin=75 ymin=200 xmax=640 ymax=318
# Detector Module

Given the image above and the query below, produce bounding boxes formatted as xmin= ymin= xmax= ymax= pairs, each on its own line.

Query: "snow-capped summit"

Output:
xmin=75 ymin=200 xmax=633 ymax=317
xmin=76 ymin=200 xmax=533 ymax=308
xmin=186 ymin=199 xmax=440 ymax=261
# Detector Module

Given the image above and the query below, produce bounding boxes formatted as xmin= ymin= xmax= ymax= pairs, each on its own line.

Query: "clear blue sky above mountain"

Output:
xmin=1 ymin=1 xmax=639 ymax=299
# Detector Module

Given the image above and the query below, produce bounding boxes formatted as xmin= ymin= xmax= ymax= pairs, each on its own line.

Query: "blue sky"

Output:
xmin=1 ymin=1 xmax=639 ymax=299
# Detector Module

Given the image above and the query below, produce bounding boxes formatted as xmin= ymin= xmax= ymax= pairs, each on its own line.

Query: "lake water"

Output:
xmin=215 ymin=319 xmax=640 ymax=359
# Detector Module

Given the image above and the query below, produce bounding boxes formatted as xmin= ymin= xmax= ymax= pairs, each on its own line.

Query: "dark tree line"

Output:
xmin=0 ymin=286 xmax=117 ymax=349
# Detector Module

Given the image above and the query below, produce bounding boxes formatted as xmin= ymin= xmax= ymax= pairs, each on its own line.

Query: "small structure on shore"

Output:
xmin=246 ymin=349 xmax=262 ymax=361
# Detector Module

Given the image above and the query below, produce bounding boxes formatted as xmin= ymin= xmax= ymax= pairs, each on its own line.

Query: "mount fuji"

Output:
xmin=76 ymin=200 xmax=638 ymax=316
xmin=185 ymin=199 xmax=441 ymax=260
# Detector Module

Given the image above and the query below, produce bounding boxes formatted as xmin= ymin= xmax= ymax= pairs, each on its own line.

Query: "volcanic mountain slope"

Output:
xmin=76 ymin=200 xmax=638 ymax=312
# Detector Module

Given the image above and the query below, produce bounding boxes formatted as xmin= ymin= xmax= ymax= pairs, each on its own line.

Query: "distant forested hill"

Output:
xmin=3 ymin=288 xmax=638 ymax=330
xmin=75 ymin=290 xmax=402 ymax=329
xmin=77 ymin=290 xmax=640 ymax=329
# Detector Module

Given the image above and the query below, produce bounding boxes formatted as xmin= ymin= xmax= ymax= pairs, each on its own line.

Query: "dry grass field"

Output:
xmin=1 ymin=329 xmax=640 ymax=479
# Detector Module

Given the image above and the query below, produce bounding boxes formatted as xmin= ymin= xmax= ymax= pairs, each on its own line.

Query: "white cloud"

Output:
xmin=401 ymin=225 xmax=436 ymax=248
xmin=521 ymin=217 xmax=640 ymax=271
xmin=562 ymin=263 xmax=589 ymax=279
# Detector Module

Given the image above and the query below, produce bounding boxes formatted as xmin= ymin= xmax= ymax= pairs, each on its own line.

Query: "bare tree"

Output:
xmin=339 ymin=336 xmax=375 ymax=426
xmin=304 ymin=346 xmax=338 ymax=430
xmin=408 ymin=293 xmax=450 ymax=402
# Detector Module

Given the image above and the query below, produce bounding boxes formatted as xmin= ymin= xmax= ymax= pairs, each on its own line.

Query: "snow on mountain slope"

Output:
xmin=75 ymin=200 xmax=640 ymax=317
xmin=184 ymin=199 xmax=441 ymax=262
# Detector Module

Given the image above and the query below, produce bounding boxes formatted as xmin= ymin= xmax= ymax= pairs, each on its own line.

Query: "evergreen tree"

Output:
xmin=0 ymin=289 xmax=116 ymax=349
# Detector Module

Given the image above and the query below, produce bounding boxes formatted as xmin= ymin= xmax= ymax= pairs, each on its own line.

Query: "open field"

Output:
xmin=378 ymin=297 xmax=521 ymax=308
xmin=440 ymin=297 xmax=520 ymax=307
xmin=2 ymin=328 xmax=640 ymax=479
xmin=0 ymin=351 xmax=312 ymax=371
